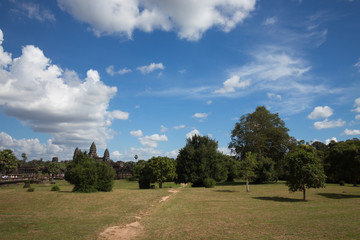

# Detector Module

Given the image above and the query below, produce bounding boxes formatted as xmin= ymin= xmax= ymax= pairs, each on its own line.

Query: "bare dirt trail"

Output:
xmin=98 ymin=187 xmax=183 ymax=240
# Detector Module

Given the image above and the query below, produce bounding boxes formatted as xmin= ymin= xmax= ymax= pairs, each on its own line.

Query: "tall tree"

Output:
xmin=147 ymin=156 xmax=176 ymax=188
xmin=229 ymin=106 xmax=294 ymax=182
xmin=239 ymin=152 xmax=257 ymax=192
xmin=176 ymin=135 xmax=228 ymax=186
xmin=285 ymin=145 xmax=326 ymax=201
xmin=0 ymin=149 xmax=18 ymax=174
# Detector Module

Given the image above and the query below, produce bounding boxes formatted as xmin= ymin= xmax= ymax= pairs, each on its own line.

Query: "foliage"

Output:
xmin=147 ymin=156 xmax=176 ymax=188
xmin=23 ymin=180 xmax=31 ymax=189
xmin=239 ymin=152 xmax=257 ymax=192
xmin=65 ymin=152 xmax=115 ymax=193
xmin=51 ymin=185 xmax=61 ymax=191
xmin=203 ymin=177 xmax=216 ymax=188
xmin=324 ymin=139 xmax=360 ymax=186
xmin=176 ymin=135 xmax=228 ymax=186
xmin=285 ymin=145 xmax=326 ymax=200
xmin=0 ymin=149 xmax=18 ymax=174
xmin=229 ymin=106 xmax=295 ymax=182
xmin=224 ymin=156 xmax=239 ymax=182
xmin=27 ymin=187 xmax=35 ymax=192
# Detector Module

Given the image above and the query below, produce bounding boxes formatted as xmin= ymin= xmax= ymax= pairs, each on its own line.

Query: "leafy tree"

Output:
xmin=229 ymin=106 xmax=294 ymax=182
xmin=223 ymin=156 xmax=239 ymax=182
xmin=325 ymin=139 xmax=360 ymax=185
xmin=147 ymin=156 xmax=176 ymax=188
xmin=176 ymin=135 xmax=228 ymax=186
xmin=285 ymin=145 xmax=326 ymax=201
xmin=65 ymin=152 xmax=115 ymax=192
xmin=0 ymin=149 xmax=18 ymax=174
xmin=239 ymin=152 xmax=257 ymax=192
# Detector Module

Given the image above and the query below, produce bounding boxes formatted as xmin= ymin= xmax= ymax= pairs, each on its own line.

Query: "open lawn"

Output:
xmin=1 ymin=180 xmax=359 ymax=239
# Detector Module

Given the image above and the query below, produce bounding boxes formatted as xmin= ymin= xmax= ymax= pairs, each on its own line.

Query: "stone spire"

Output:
xmin=89 ymin=142 xmax=98 ymax=158
xmin=103 ymin=148 xmax=110 ymax=163
xmin=73 ymin=147 xmax=81 ymax=160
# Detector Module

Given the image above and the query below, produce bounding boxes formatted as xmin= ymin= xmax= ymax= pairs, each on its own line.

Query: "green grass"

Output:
xmin=1 ymin=180 xmax=359 ymax=239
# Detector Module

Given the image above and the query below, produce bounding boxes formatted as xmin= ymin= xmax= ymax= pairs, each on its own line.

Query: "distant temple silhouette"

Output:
xmin=73 ymin=142 xmax=110 ymax=163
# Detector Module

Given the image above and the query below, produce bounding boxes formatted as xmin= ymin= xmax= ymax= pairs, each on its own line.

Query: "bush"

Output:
xmin=23 ymin=180 xmax=31 ymax=188
xmin=339 ymin=180 xmax=345 ymax=186
xmin=51 ymin=185 xmax=60 ymax=191
xmin=138 ymin=177 xmax=151 ymax=189
xmin=203 ymin=178 xmax=216 ymax=188
xmin=27 ymin=187 xmax=35 ymax=192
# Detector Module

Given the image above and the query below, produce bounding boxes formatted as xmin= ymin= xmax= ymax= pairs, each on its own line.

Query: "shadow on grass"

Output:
xmin=213 ymin=190 xmax=239 ymax=193
xmin=317 ymin=193 xmax=360 ymax=199
xmin=253 ymin=196 xmax=304 ymax=202
xmin=216 ymin=181 xmax=245 ymax=186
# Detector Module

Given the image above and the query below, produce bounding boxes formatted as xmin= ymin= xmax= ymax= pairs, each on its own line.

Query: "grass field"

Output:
xmin=1 ymin=180 xmax=359 ymax=240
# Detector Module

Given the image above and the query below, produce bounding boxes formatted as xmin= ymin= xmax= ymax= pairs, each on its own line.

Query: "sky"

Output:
xmin=0 ymin=0 xmax=360 ymax=162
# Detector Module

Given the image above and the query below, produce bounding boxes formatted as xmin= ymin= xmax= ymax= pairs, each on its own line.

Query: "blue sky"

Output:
xmin=0 ymin=0 xmax=360 ymax=161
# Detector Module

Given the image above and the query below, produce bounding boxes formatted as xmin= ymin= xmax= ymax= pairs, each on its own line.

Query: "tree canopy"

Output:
xmin=285 ymin=145 xmax=326 ymax=200
xmin=147 ymin=156 xmax=176 ymax=188
xmin=0 ymin=149 xmax=18 ymax=174
xmin=176 ymin=135 xmax=228 ymax=186
xmin=229 ymin=106 xmax=295 ymax=182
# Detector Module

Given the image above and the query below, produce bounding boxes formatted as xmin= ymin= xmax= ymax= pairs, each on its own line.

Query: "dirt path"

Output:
xmin=98 ymin=188 xmax=181 ymax=240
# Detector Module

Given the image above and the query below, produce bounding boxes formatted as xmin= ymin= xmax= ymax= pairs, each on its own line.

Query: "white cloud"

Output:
xmin=308 ymin=106 xmax=333 ymax=119
xmin=353 ymin=97 xmax=360 ymax=112
xmin=174 ymin=124 xmax=185 ymax=130
xmin=267 ymin=93 xmax=282 ymax=101
xmin=111 ymin=110 xmax=129 ymax=120
xmin=355 ymin=115 xmax=360 ymax=120
xmin=160 ymin=125 xmax=168 ymax=133
xmin=0 ymin=132 xmax=69 ymax=160
xmin=325 ymin=137 xmax=337 ymax=145
xmin=0 ymin=30 xmax=121 ymax=148
xmin=106 ymin=65 xmax=132 ymax=76
xmin=344 ymin=129 xmax=360 ymax=135
xmin=130 ymin=130 xmax=143 ymax=137
xmin=139 ymin=134 xmax=168 ymax=148
xmin=218 ymin=147 xmax=235 ymax=156
xmin=206 ymin=100 xmax=212 ymax=105
xmin=186 ymin=129 xmax=201 ymax=139
xmin=178 ymin=69 xmax=186 ymax=74
xmin=137 ymin=62 xmax=164 ymax=74
xmin=215 ymin=75 xmax=250 ymax=94
xmin=354 ymin=58 xmax=360 ymax=72
xmin=263 ymin=17 xmax=277 ymax=25
xmin=14 ymin=2 xmax=55 ymax=22
xmin=193 ymin=113 xmax=208 ymax=119
xmin=58 ymin=0 xmax=256 ymax=41
xmin=164 ymin=149 xmax=179 ymax=159
xmin=112 ymin=147 xmax=162 ymax=161
xmin=314 ymin=119 xmax=346 ymax=130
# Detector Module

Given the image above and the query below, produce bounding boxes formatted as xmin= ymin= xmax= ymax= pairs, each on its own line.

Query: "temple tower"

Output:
xmin=89 ymin=142 xmax=98 ymax=158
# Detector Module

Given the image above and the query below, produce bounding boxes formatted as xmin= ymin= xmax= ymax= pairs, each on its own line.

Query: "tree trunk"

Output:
xmin=303 ymin=187 xmax=306 ymax=201
xmin=246 ymin=178 xmax=249 ymax=192
xmin=159 ymin=182 xmax=162 ymax=189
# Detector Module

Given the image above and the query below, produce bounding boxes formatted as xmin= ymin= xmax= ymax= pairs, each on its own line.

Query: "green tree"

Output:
xmin=229 ymin=106 xmax=294 ymax=182
xmin=147 ymin=156 xmax=176 ymax=188
xmin=285 ymin=145 xmax=326 ymax=201
xmin=239 ymin=152 xmax=257 ymax=192
xmin=0 ymin=149 xmax=18 ymax=174
xmin=65 ymin=152 xmax=115 ymax=192
xmin=176 ymin=135 xmax=228 ymax=186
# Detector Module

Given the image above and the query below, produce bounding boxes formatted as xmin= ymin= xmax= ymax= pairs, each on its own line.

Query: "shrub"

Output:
xmin=339 ymin=180 xmax=345 ymax=186
xmin=23 ymin=180 xmax=31 ymax=188
xmin=51 ymin=185 xmax=60 ymax=191
xmin=138 ymin=177 xmax=151 ymax=189
xmin=27 ymin=187 xmax=35 ymax=192
xmin=203 ymin=177 xmax=216 ymax=188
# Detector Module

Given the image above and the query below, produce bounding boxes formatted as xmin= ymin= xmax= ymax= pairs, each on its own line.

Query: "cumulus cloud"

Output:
xmin=215 ymin=75 xmax=250 ymax=94
xmin=57 ymin=0 xmax=256 ymax=41
xmin=356 ymin=115 xmax=360 ymax=120
xmin=186 ymin=129 xmax=201 ymax=139
xmin=111 ymin=147 xmax=162 ymax=161
xmin=0 ymin=132 xmax=69 ymax=160
xmin=267 ymin=93 xmax=282 ymax=101
xmin=206 ymin=100 xmax=212 ymax=105
xmin=130 ymin=130 xmax=143 ymax=137
xmin=263 ymin=17 xmax=277 ymax=25
xmin=106 ymin=65 xmax=131 ymax=76
xmin=137 ymin=62 xmax=164 ymax=74
xmin=193 ymin=113 xmax=208 ymax=119
xmin=308 ymin=106 xmax=333 ymax=119
xmin=344 ymin=129 xmax=360 ymax=135
xmin=139 ymin=134 xmax=168 ymax=148
xmin=164 ymin=149 xmax=179 ymax=159
xmin=313 ymin=119 xmax=346 ymax=130
xmin=325 ymin=137 xmax=337 ymax=145
xmin=0 ymin=30 xmax=126 ymax=149
xmin=12 ymin=2 xmax=55 ymax=22
xmin=353 ymin=97 xmax=360 ymax=112
xmin=174 ymin=124 xmax=185 ymax=130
